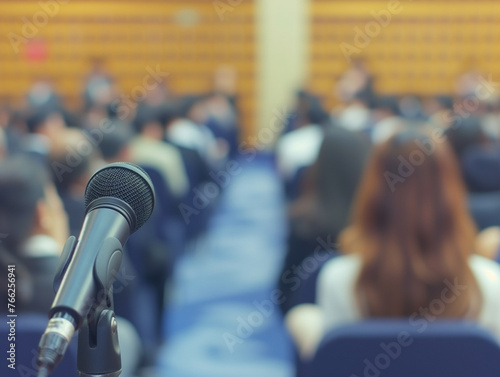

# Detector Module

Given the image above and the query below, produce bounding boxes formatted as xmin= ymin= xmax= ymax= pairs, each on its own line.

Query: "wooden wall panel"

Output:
xmin=309 ymin=0 xmax=500 ymax=109
xmin=0 ymin=0 xmax=256 ymax=138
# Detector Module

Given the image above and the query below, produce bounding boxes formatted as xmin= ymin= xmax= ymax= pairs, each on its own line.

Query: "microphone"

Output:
xmin=37 ymin=162 xmax=155 ymax=376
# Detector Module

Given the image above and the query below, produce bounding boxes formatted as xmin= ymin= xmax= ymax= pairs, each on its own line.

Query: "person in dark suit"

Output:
xmin=0 ymin=156 xmax=68 ymax=313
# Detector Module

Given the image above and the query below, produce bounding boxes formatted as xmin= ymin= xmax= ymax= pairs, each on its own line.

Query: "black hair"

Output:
xmin=25 ymin=106 xmax=66 ymax=133
xmin=374 ymin=96 xmax=400 ymax=116
xmin=132 ymin=106 xmax=164 ymax=134
xmin=98 ymin=124 xmax=132 ymax=160
xmin=445 ymin=116 xmax=488 ymax=159
xmin=435 ymin=95 xmax=454 ymax=110
xmin=291 ymin=126 xmax=371 ymax=240
xmin=0 ymin=156 xmax=49 ymax=253
xmin=305 ymin=96 xmax=330 ymax=125
xmin=178 ymin=95 xmax=207 ymax=118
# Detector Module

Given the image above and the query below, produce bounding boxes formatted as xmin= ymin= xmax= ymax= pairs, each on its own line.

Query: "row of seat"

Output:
xmin=3 ymin=313 xmax=499 ymax=377
xmin=300 ymin=320 xmax=500 ymax=377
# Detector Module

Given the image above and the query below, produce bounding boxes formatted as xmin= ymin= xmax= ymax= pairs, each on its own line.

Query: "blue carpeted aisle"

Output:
xmin=155 ymin=157 xmax=294 ymax=377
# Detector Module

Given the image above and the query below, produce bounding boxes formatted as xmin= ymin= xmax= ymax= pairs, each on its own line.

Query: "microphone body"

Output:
xmin=50 ymin=207 xmax=130 ymax=323
xmin=36 ymin=162 xmax=155 ymax=376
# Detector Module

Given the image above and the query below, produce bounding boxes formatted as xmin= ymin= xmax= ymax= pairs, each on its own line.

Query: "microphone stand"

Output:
xmin=76 ymin=241 xmax=123 ymax=377
xmin=77 ymin=299 xmax=121 ymax=377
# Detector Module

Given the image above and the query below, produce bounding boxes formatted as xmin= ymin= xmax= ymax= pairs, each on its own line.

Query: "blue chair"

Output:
xmin=205 ymin=116 xmax=240 ymax=159
xmin=462 ymin=145 xmax=500 ymax=193
xmin=163 ymin=144 xmax=214 ymax=239
xmin=468 ymin=191 xmax=500 ymax=230
xmin=285 ymin=165 xmax=309 ymax=201
xmin=297 ymin=254 xmax=338 ymax=306
xmin=0 ymin=313 xmax=78 ymax=377
xmin=301 ymin=320 xmax=500 ymax=377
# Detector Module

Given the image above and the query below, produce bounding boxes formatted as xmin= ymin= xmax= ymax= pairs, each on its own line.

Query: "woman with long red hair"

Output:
xmin=286 ymin=127 xmax=500 ymax=359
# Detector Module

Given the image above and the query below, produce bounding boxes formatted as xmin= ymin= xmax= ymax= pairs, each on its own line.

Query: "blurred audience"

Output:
xmin=286 ymin=128 xmax=500 ymax=360
xmin=4 ymin=58 xmax=500 ymax=376
xmin=131 ymin=107 xmax=189 ymax=200
xmin=333 ymin=60 xmax=374 ymax=132
xmin=26 ymin=78 xmax=62 ymax=110
xmin=278 ymin=126 xmax=371 ymax=314
xmin=276 ymin=91 xmax=330 ymax=187
xmin=446 ymin=117 xmax=500 ymax=193
xmin=0 ymin=156 xmax=67 ymax=313
xmin=49 ymin=129 xmax=99 ymax=236
xmin=83 ymin=57 xmax=116 ymax=111
xmin=165 ymin=95 xmax=223 ymax=169
xmin=370 ymin=95 xmax=404 ymax=144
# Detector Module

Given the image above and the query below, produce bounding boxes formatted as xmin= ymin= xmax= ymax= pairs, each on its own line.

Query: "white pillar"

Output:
xmin=256 ymin=0 xmax=309 ymax=146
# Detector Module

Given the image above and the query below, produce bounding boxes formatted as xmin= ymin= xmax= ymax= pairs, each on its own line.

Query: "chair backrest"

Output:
xmin=0 ymin=313 xmax=78 ymax=377
xmin=462 ymin=146 xmax=500 ymax=193
xmin=303 ymin=320 xmax=500 ymax=377
xmin=468 ymin=191 xmax=500 ymax=230
xmin=297 ymin=254 xmax=338 ymax=306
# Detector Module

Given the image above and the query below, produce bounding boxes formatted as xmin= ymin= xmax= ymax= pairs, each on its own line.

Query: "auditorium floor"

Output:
xmin=155 ymin=156 xmax=294 ymax=377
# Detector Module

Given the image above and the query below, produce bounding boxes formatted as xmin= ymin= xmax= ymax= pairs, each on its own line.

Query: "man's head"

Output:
xmin=0 ymin=156 xmax=68 ymax=253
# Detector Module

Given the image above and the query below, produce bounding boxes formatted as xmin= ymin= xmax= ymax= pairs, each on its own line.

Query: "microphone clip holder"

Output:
xmin=77 ymin=307 xmax=121 ymax=377
xmin=71 ymin=236 xmax=124 ymax=377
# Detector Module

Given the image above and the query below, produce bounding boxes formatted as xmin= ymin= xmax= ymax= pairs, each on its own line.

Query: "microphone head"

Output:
xmin=84 ymin=162 xmax=155 ymax=232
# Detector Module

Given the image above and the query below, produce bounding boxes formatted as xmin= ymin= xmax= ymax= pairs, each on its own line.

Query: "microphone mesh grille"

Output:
xmin=84 ymin=163 xmax=155 ymax=231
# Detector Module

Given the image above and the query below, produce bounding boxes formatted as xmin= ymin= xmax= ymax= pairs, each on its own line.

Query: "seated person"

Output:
xmin=24 ymin=107 xmax=69 ymax=164
xmin=165 ymin=96 xmax=224 ymax=170
xmin=49 ymin=129 xmax=98 ymax=237
xmin=278 ymin=126 xmax=370 ymax=314
xmin=474 ymin=225 xmax=500 ymax=262
xmin=445 ymin=116 xmax=496 ymax=192
xmin=0 ymin=156 xmax=68 ymax=313
xmin=286 ymin=128 xmax=500 ymax=360
xmin=130 ymin=108 xmax=189 ymax=200
xmin=276 ymin=92 xmax=329 ymax=185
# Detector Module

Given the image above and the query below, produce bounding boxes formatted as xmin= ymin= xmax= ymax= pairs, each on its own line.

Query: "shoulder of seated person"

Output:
xmin=319 ymin=254 xmax=361 ymax=281
xmin=279 ymin=125 xmax=322 ymax=144
xmin=470 ymin=254 xmax=500 ymax=284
